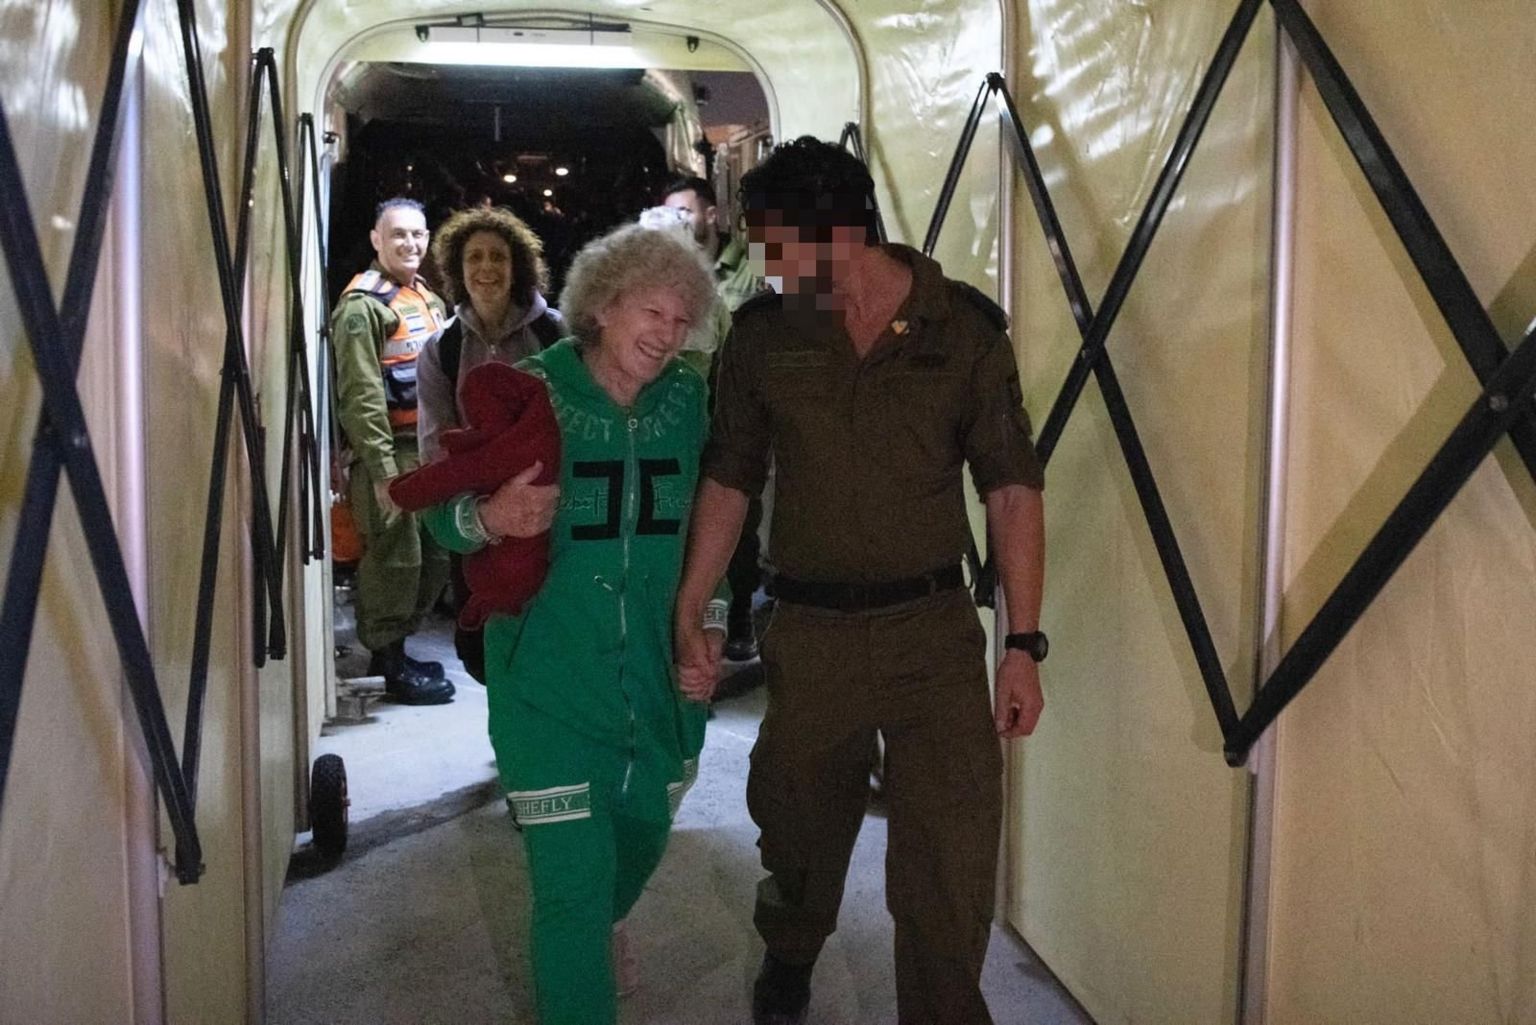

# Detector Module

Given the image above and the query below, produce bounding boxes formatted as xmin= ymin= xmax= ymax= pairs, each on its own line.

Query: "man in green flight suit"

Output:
xmin=330 ymin=197 xmax=454 ymax=704
xmin=674 ymin=138 xmax=1049 ymax=1025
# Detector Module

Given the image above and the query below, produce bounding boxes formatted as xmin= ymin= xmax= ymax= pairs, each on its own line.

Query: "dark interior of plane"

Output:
xmin=325 ymin=63 xmax=765 ymax=301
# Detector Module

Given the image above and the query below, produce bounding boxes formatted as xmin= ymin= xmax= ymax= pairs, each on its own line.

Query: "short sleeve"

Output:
xmin=700 ymin=320 xmax=771 ymax=497
xmin=961 ymin=330 xmax=1045 ymax=494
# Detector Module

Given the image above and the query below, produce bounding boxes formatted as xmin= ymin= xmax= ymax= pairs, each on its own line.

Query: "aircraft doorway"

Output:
xmin=310 ymin=58 xmax=772 ymax=855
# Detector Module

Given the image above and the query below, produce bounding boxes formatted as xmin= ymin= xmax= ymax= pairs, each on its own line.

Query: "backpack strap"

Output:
xmin=530 ymin=310 xmax=563 ymax=350
xmin=438 ymin=318 xmax=464 ymax=389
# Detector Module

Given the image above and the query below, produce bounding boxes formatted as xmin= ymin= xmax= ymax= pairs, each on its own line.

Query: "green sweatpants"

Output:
xmin=498 ymin=697 xmax=695 ymax=1025
xmin=347 ymin=438 xmax=450 ymax=652
xmin=749 ymin=588 xmax=1003 ymax=1025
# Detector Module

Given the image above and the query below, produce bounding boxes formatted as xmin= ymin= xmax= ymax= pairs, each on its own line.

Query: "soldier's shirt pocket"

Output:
xmin=884 ymin=367 xmax=964 ymax=427
xmin=763 ymin=361 xmax=836 ymax=415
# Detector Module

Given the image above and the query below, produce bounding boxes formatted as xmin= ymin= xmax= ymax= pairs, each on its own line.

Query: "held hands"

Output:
xmin=479 ymin=461 xmax=559 ymax=538
xmin=674 ymin=618 xmax=724 ymax=703
xmin=995 ymin=650 xmax=1044 ymax=739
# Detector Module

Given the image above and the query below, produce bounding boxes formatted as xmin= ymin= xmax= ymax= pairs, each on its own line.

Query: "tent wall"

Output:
xmin=1 ymin=0 xmax=304 ymax=1021
xmin=1265 ymin=2 xmax=1536 ymax=1021
xmin=1002 ymin=3 xmax=1275 ymax=1023
xmin=143 ymin=0 xmax=253 ymax=1013
xmin=0 ymin=6 xmax=150 ymax=1020
xmin=6 ymin=1 xmax=1534 ymax=1023
xmin=1003 ymin=1 xmax=1536 ymax=1023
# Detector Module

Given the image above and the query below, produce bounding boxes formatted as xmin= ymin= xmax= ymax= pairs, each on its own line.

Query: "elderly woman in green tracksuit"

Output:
xmin=423 ymin=224 xmax=725 ymax=1025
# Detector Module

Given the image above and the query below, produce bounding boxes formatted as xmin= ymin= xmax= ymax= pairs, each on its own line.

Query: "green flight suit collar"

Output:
xmin=715 ymin=235 xmax=746 ymax=277
xmin=525 ymin=338 xmax=691 ymax=417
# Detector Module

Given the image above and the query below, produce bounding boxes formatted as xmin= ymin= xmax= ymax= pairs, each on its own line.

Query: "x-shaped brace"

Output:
xmin=923 ymin=0 xmax=1536 ymax=766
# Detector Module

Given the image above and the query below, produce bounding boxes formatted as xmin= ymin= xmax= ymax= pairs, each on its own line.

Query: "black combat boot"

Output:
xmin=369 ymin=640 xmax=455 ymax=705
xmin=751 ymin=953 xmax=812 ymax=1025
xmin=401 ymin=648 xmax=445 ymax=682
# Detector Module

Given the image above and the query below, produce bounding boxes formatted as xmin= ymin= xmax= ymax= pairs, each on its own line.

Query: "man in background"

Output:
xmin=330 ymin=197 xmax=454 ymax=705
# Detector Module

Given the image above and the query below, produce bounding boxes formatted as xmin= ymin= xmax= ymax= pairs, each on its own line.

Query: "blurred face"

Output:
xmin=370 ymin=206 xmax=429 ymax=284
xmin=748 ymin=219 xmax=863 ymax=296
xmin=595 ymin=284 xmax=693 ymax=389
xmin=461 ymin=230 xmax=514 ymax=313
xmin=663 ymin=189 xmax=716 ymax=248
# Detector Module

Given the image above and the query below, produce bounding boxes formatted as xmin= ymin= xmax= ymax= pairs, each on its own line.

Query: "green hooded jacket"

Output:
xmin=423 ymin=339 xmax=713 ymax=786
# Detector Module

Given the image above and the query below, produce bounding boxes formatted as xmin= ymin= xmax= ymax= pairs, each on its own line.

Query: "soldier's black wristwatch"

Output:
xmin=1003 ymin=630 xmax=1049 ymax=662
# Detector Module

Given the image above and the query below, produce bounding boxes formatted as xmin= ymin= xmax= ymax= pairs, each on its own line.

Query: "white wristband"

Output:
xmin=455 ymin=495 xmax=499 ymax=547
xmin=702 ymin=598 xmax=729 ymax=633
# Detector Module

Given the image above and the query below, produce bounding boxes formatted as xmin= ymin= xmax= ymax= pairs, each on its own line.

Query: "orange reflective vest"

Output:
xmin=343 ymin=269 xmax=445 ymax=430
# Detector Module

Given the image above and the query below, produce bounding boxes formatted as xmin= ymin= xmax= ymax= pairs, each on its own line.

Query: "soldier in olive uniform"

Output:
xmin=674 ymin=138 xmax=1048 ymax=1025
xmin=331 ymin=197 xmax=454 ymax=705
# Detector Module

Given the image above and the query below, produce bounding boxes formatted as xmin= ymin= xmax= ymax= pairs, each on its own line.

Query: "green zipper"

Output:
xmin=617 ymin=411 xmax=640 ymax=797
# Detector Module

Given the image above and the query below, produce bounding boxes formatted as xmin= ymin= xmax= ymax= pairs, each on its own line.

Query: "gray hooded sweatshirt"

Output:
xmin=416 ymin=293 xmax=562 ymax=462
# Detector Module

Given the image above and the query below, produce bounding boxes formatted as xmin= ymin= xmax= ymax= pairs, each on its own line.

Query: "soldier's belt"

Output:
xmin=767 ymin=565 xmax=965 ymax=613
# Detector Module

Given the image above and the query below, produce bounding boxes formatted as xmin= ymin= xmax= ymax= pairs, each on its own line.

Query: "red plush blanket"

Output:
xmin=389 ymin=363 xmax=561 ymax=627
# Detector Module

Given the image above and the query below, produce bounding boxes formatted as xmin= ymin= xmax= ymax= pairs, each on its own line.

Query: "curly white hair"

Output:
xmin=558 ymin=223 xmax=718 ymax=348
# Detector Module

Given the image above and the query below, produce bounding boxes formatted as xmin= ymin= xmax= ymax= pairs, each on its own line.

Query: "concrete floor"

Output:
xmin=320 ymin=596 xmax=498 ymax=824
xmin=271 ymin=602 xmax=1092 ymax=1024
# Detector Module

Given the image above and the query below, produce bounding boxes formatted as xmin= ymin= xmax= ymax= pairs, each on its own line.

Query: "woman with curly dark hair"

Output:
xmin=418 ymin=206 xmax=565 ymax=683
xmin=418 ymin=205 xmax=565 ymax=463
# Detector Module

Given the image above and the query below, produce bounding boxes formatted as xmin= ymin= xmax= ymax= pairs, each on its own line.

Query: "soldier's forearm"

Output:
xmin=677 ymin=477 xmax=749 ymax=617
xmin=985 ymin=484 xmax=1045 ymax=633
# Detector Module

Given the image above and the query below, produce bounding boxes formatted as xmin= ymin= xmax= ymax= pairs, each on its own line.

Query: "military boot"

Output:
xmin=751 ymin=953 xmax=812 ymax=1025
xmin=401 ymin=648 xmax=446 ymax=682
xmin=369 ymin=640 xmax=455 ymax=705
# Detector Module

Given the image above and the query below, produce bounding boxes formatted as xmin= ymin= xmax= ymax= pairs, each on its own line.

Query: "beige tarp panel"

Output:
xmin=250 ymin=2 xmax=308 ymax=939
xmin=859 ymin=2 xmax=1004 ymax=287
xmin=139 ymin=1 xmax=273 ymax=1021
xmin=1266 ymin=2 xmax=1536 ymax=1021
xmin=0 ymin=0 xmax=307 ymax=1019
xmin=1004 ymin=3 xmax=1275 ymax=1023
xmin=0 ymin=4 xmax=147 ymax=1020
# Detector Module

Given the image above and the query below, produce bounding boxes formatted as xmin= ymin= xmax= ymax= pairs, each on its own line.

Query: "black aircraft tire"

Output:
xmin=310 ymin=754 xmax=349 ymax=859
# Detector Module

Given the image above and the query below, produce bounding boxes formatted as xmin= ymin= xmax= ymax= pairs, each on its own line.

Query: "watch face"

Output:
xmin=1007 ymin=631 xmax=1048 ymax=661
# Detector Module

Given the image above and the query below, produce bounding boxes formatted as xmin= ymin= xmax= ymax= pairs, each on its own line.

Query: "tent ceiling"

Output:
xmin=283 ymin=0 xmax=864 ymax=141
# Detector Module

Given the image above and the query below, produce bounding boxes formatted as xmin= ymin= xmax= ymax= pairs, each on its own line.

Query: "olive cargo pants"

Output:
xmin=347 ymin=438 xmax=450 ymax=652
xmin=749 ymin=588 xmax=1003 ymax=1025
